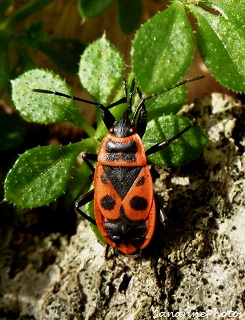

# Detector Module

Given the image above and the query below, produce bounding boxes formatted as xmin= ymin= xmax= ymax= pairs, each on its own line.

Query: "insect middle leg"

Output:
xmin=74 ymin=152 xmax=98 ymax=225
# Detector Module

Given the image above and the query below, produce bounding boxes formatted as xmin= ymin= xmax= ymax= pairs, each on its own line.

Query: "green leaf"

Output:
xmin=41 ymin=38 xmax=86 ymax=74
xmin=11 ymin=69 xmax=94 ymax=136
xmin=144 ymin=115 xmax=208 ymax=167
xmin=145 ymin=85 xmax=187 ymax=120
xmin=131 ymin=1 xmax=195 ymax=94
xmin=4 ymin=141 xmax=86 ymax=208
xmin=189 ymin=5 xmax=245 ymax=92
xmin=79 ymin=37 xmax=125 ymax=104
xmin=78 ymin=0 xmax=114 ymax=18
xmin=0 ymin=112 xmax=27 ymax=151
xmin=116 ymin=0 xmax=142 ymax=34
xmin=203 ymin=0 xmax=245 ymax=28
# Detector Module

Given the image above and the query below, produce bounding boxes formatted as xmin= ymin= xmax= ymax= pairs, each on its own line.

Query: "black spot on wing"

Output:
xmin=136 ymin=176 xmax=145 ymax=186
xmin=100 ymin=195 xmax=116 ymax=210
xmin=130 ymin=196 xmax=148 ymax=211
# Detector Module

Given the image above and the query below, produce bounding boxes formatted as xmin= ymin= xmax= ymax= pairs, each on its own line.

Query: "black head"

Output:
xmin=110 ymin=113 xmax=136 ymax=137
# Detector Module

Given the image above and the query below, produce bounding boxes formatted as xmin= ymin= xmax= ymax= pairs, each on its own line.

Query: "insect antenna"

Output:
xmin=32 ymin=88 xmax=128 ymax=112
xmin=120 ymin=78 xmax=136 ymax=120
xmin=32 ymin=89 xmax=102 ymax=107
xmin=32 ymin=86 xmax=128 ymax=131
xmin=143 ymin=75 xmax=205 ymax=102
xmin=132 ymin=75 xmax=205 ymax=123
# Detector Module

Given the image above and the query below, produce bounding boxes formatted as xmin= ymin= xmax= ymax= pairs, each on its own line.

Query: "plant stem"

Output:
xmin=73 ymin=116 xmax=96 ymax=137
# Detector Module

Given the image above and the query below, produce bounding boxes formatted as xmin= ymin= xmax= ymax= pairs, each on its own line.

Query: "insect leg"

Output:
xmin=82 ymin=153 xmax=97 ymax=173
xmin=75 ymin=189 xmax=96 ymax=225
xmin=75 ymin=153 xmax=97 ymax=225
xmin=145 ymin=121 xmax=196 ymax=156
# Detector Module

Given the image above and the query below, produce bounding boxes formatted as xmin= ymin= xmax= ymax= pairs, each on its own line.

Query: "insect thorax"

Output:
xmin=97 ymin=133 xmax=147 ymax=167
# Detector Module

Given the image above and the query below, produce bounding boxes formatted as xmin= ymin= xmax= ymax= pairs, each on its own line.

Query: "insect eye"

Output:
xmin=109 ymin=127 xmax=114 ymax=133
xmin=130 ymin=127 xmax=136 ymax=134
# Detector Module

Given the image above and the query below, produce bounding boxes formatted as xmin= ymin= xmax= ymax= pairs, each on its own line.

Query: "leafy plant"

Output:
xmin=79 ymin=0 xmax=245 ymax=92
xmin=4 ymin=36 xmax=207 ymax=215
xmin=0 ymin=0 xmax=85 ymax=97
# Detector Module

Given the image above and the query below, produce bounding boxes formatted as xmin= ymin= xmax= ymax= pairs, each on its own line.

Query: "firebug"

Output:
xmin=33 ymin=76 xmax=204 ymax=255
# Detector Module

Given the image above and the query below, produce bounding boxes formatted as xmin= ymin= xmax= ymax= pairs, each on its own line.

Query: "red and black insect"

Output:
xmin=33 ymin=76 xmax=203 ymax=255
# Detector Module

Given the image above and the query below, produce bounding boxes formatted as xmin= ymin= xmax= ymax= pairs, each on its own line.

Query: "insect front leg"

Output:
xmin=75 ymin=189 xmax=96 ymax=225
xmin=82 ymin=152 xmax=97 ymax=173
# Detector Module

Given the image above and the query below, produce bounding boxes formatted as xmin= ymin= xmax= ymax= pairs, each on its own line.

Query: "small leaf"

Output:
xmin=0 ymin=112 xmax=27 ymax=151
xmin=116 ymin=0 xmax=142 ymax=34
xmin=131 ymin=1 xmax=195 ymax=94
xmin=11 ymin=69 xmax=87 ymax=129
xmin=189 ymin=5 xmax=245 ymax=92
xmin=78 ymin=0 xmax=114 ymax=18
xmin=145 ymin=85 xmax=186 ymax=120
xmin=41 ymin=38 xmax=86 ymax=74
xmin=144 ymin=115 xmax=208 ymax=167
xmin=4 ymin=141 xmax=86 ymax=208
xmin=79 ymin=37 xmax=125 ymax=104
